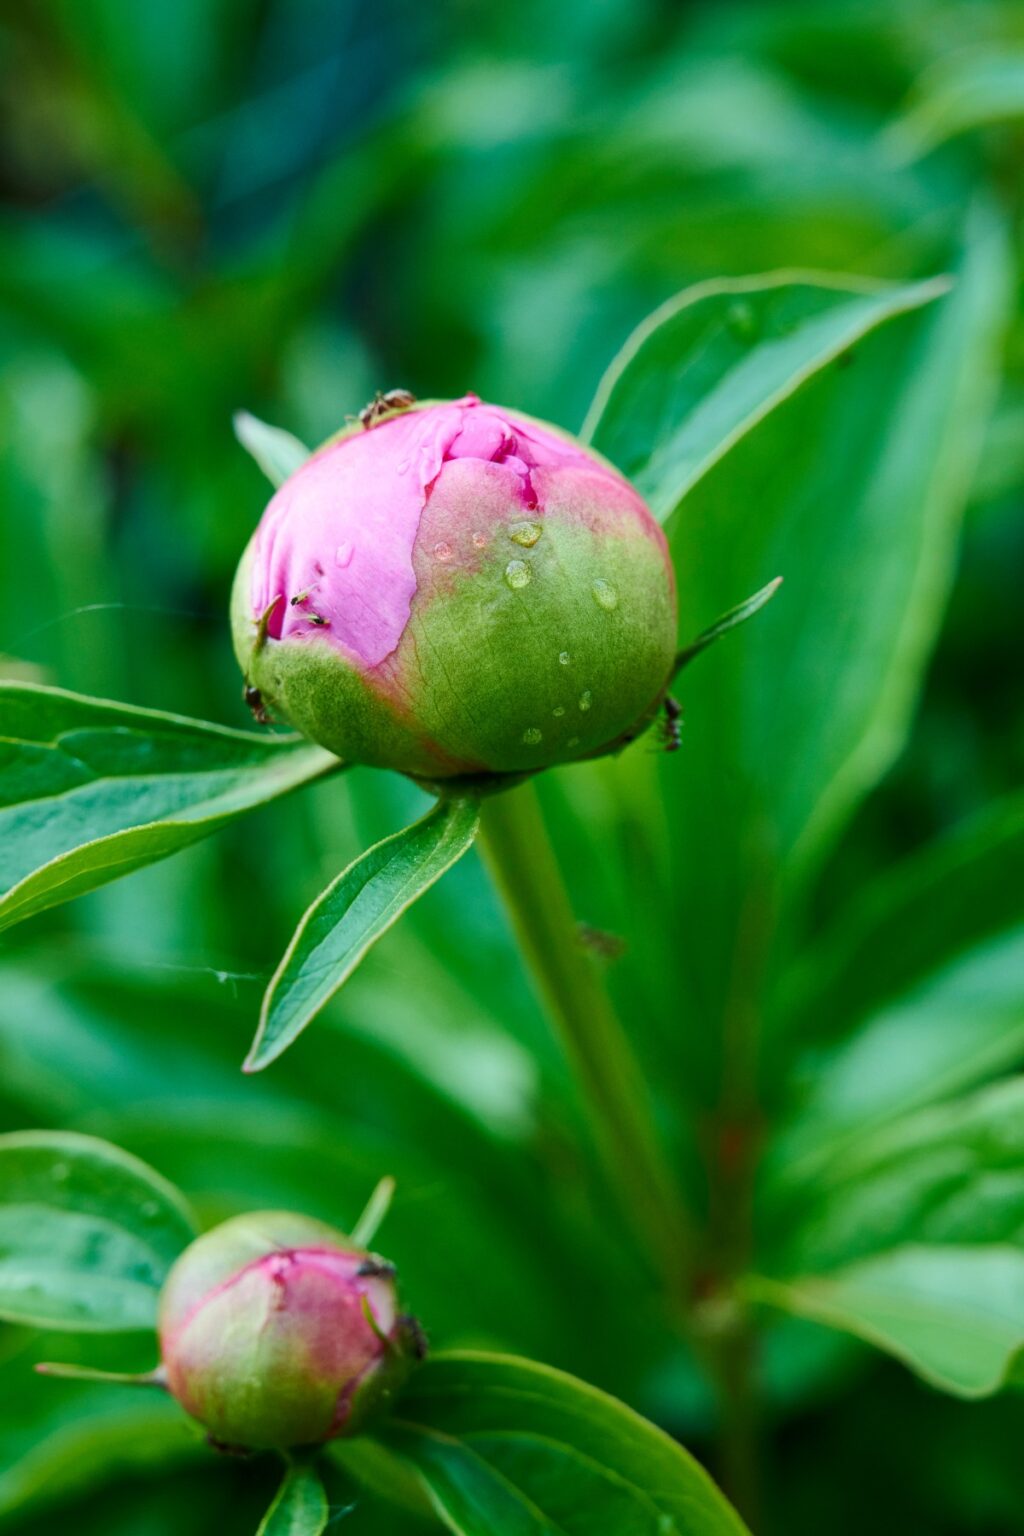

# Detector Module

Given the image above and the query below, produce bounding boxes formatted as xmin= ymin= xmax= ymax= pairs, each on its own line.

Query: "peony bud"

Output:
xmin=232 ymin=395 xmax=676 ymax=780
xmin=158 ymin=1211 xmax=422 ymax=1450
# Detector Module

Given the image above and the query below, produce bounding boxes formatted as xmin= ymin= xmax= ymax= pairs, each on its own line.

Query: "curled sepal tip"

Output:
xmin=674 ymin=575 xmax=783 ymax=675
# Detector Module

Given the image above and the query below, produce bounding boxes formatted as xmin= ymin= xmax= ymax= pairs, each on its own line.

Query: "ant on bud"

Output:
xmin=358 ymin=389 xmax=417 ymax=430
xmin=658 ymin=695 xmax=683 ymax=752
xmin=243 ymin=684 xmax=271 ymax=725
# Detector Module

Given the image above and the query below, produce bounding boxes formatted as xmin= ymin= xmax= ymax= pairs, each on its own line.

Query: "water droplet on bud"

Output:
xmin=335 ymin=542 xmax=354 ymax=568
xmin=568 ymin=736 xmax=580 ymax=748
xmin=579 ymin=690 xmax=592 ymax=711
xmin=591 ymin=579 xmax=618 ymax=611
xmin=509 ymin=521 xmax=542 ymax=548
xmin=553 ymin=706 xmax=566 ymax=717
xmin=434 ymin=541 xmax=453 ymax=561
xmin=558 ymin=651 xmax=571 ymax=665
xmin=472 ymin=532 xmax=487 ymax=548
xmin=522 ymin=726 xmax=543 ymax=744
xmin=505 ymin=560 xmax=532 ymax=590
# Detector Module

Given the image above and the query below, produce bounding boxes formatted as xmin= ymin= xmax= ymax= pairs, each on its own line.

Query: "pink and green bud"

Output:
xmin=158 ymin=1211 xmax=422 ymax=1450
xmin=232 ymin=395 xmax=677 ymax=779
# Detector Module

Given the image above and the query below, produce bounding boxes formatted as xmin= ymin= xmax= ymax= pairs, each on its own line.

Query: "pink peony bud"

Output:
xmin=158 ymin=1211 xmax=423 ymax=1450
xmin=232 ymin=395 xmax=676 ymax=779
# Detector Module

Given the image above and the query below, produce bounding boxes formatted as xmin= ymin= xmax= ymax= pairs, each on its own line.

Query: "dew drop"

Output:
xmin=552 ymin=705 xmax=566 ymax=718
xmin=568 ymin=736 xmax=580 ymax=748
xmin=140 ymin=1200 xmax=160 ymax=1220
xmin=522 ymin=726 xmax=543 ymax=745
xmin=578 ymin=690 xmax=592 ymax=712
xmin=472 ymin=531 xmax=487 ymax=548
xmin=335 ymin=541 xmax=354 ymax=568
xmin=51 ymin=1162 xmax=69 ymax=1183
xmin=558 ymin=650 xmax=571 ymax=666
xmin=434 ymin=541 xmax=453 ymax=561
xmin=504 ymin=559 xmax=532 ymax=590
xmin=591 ymin=578 xmax=618 ymax=611
xmin=509 ymin=520 xmax=542 ymax=548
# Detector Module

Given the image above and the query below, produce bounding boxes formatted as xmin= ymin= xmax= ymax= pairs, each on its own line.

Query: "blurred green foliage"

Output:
xmin=1 ymin=0 xmax=1023 ymax=1531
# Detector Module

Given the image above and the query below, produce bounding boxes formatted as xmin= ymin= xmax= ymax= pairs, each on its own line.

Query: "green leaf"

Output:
xmin=382 ymin=1351 xmax=749 ymax=1536
xmin=674 ymin=576 xmax=783 ymax=674
xmin=0 ymin=1130 xmax=197 ymax=1331
xmin=768 ymin=928 xmax=1024 ymax=1192
xmin=889 ymin=49 xmax=1024 ymax=158
xmin=248 ymin=796 xmax=482 ymax=1072
xmin=582 ymin=271 xmax=949 ymax=526
xmin=745 ymin=1245 xmax=1024 ymax=1398
xmin=625 ymin=207 xmax=1011 ymax=1100
xmin=257 ymin=1459 xmax=330 ymax=1536
xmin=0 ymin=683 xmax=338 ymax=931
xmin=780 ymin=793 xmax=1024 ymax=1050
xmin=763 ymin=1077 xmax=1024 ymax=1275
xmin=234 ymin=411 xmax=312 ymax=487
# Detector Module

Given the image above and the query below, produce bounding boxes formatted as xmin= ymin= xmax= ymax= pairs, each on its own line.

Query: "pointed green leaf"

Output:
xmin=257 ymin=1459 xmax=330 ymax=1536
xmin=34 ymin=1362 xmax=166 ymax=1387
xmin=746 ymin=1245 xmax=1024 ymax=1398
xmin=248 ymin=797 xmax=482 ymax=1071
xmin=234 ymin=411 xmax=311 ymax=487
xmin=0 ymin=683 xmax=338 ymax=930
xmin=382 ymin=1351 xmax=750 ymax=1536
xmin=582 ymin=271 xmax=949 ymax=526
xmin=0 ymin=1131 xmax=197 ymax=1331
xmin=674 ymin=576 xmax=783 ymax=674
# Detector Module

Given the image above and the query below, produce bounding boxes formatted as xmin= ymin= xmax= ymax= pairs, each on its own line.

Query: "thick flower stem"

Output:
xmin=478 ymin=781 xmax=691 ymax=1288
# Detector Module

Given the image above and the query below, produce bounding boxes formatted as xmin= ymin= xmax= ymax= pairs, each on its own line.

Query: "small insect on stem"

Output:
xmin=359 ymin=389 xmax=417 ymax=429
xmin=658 ymin=694 xmax=683 ymax=753
xmin=243 ymin=684 xmax=272 ymax=725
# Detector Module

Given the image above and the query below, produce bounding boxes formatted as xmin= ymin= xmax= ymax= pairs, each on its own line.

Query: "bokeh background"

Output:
xmin=1 ymin=1 xmax=1022 ymax=1532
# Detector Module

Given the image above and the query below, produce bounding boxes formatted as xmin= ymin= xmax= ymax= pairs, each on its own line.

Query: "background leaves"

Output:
xmin=1 ymin=0 xmax=1023 ymax=1532
xmin=0 ymin=1131 xmax=196 ymax=1331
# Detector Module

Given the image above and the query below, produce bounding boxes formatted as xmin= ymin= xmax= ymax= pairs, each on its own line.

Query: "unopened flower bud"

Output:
xmin=158 ymin=1211 xmax=422 ymax=1450
xmin=232 ymin=395 xmax=676 ymax=779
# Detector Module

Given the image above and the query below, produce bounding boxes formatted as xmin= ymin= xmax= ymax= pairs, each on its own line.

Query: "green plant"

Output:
xmin=2 ymin=3 xmax=1023 ymax=1532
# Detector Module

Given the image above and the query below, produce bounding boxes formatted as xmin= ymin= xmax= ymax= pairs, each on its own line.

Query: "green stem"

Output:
xmin=478 ymin=782 xmax=690 ymax=1287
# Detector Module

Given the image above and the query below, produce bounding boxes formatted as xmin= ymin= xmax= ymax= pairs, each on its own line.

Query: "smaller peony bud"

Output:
xmin=158 ymin=1211 xmax=422 ymax=1450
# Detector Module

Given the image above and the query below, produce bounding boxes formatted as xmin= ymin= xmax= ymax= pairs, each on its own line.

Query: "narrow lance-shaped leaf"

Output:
xmin=381 ymin=1351 xmax=750 ymax=1536
xmin=745 ymin=1244 xmax=1024 ymax=1399
xmin=582 ymin=271 xmax=949 ymax=527
xmin=257 ymin=1458 xmax=330 ymax=1536
xmin=248 ymin=796 xmax=482 ymax=1072
xmin=674 ymin=576 xmax=782 ymax=675
xmin=0 ymin=683 xmax=339 ymax=931
xmin=0 ymin=1131 xmax=197 ymax=1332
xmin=234 ymin=411 xmax=312 ymax=487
